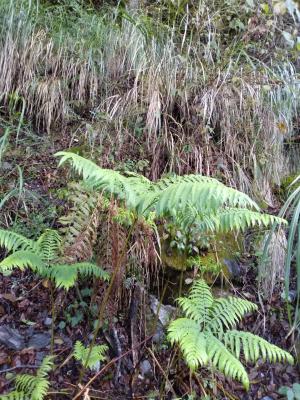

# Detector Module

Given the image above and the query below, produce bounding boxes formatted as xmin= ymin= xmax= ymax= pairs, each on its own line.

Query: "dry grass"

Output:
xmin=0 ymin=0 xmax=299 ymax=202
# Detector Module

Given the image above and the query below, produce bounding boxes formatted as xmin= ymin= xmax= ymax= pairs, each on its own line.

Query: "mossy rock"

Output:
xmin=161 ymin=232 xmax=243 ymax=281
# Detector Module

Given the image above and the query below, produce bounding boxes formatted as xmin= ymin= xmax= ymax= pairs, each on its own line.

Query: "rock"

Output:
xmin=44 ymin=317 xmax=52 ymax=326
xmin=260 ymin=397 xmax=274 ymax=400
xmin=149 ymin=295 xmax=176 ymax=326
xmin=223 ymin=258 xmax=242 ymax=279
xmin=140 ymin=359 xmax=152 ymax=378
xmin=27 ymin=333 xmax=50 ymax=349
xmin=152 ymin=324 xmax=165 ymax=344
xmin=281 ymin=290 xmax=297 ymax=303
xmin=0 ymin=326 xmax=25 ymax=350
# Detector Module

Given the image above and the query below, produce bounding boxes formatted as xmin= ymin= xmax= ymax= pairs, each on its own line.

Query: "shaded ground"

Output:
xmin=0 ymin=266 xmax=299 ymax=399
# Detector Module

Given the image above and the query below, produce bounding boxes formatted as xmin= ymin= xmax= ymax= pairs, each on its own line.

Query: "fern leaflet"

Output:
xmin=73 ymin=341 xmax=108 ymax=370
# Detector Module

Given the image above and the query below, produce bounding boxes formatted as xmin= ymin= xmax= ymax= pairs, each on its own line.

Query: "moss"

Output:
xmin=279 ymin=173 xmax=300 ymax=200
xmin=161 ymin=232 xmax=243 ymax=282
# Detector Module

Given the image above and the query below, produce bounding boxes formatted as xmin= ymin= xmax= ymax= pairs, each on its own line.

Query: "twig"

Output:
xmin=147 ymin=347 xmax=177 ymax=398
xmin=0 ymin=365 xmax=40 ymax=374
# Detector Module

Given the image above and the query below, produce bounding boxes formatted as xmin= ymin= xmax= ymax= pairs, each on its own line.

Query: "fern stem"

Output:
xmin=50 ymin=283 xmax=56 ymax=355
xmin=77 ymin=216 xmax=138 ymax=386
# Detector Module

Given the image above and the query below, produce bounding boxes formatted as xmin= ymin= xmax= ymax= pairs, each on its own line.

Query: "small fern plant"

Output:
xmin=73 ymin=340 xmax=108 ymax=370
xmin=0 ymin=356 xmax=54 ymax=400
xmin=167 ymin=279 xmax=294 ymax=390
xmin=0 ymin=228 xmax=110 ymax=289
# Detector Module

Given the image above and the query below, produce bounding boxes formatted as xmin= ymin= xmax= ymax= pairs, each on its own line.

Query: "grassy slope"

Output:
xmin=0 ymin=0 xmax=299 ymax=224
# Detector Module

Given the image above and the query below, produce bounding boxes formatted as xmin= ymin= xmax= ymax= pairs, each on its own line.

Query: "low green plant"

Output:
xmin=0 ymin=228 xmax=110 ymax=357
xmin=0 ymin=356 xmax=54 ymax=400
xmin=279 ymin=383 xmax=300 ymax=399
xmin=167 ymin=279 xmax=294 ymax=390
xmin=0 ymin=228 xmax=109 ymax=288
xmin=73 ymin=341 xmax=108 ymax=370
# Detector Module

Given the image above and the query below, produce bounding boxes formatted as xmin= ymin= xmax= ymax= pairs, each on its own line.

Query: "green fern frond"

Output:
xmin=207 ymin=335 xmax=250 ymax=390
xmin=179 ymin=332 xmax=208 ymax=370
xmin=153 ymin=181 xmax=259 ymax=217
xmin=168 ymin=279 xmax=293 ymax=391
xmin=47 ymin=264 xmax=78 ymax=289
xmin=37 ymin=230 xmax=61 ymax=263
xmin=0 ymin=229 xmax=37 ymax=253
xmin=48 ymin=263 xmax=109 ymax=290
xmin=36 ymin=356 xmax=55 ymax=378
xmin=208 ymin=297 xmax=258 ymax=332
xmin=178 ymin=279 xmax=213 ymax=322
xmin=15 ymin=375 xmax=37 ymax=396
xmin=168 ymin=318 xmax=200 ymax=344
xmin=0 ymin=251 xmax=45 ymax=273
xmin=55 ymin=152 xmax=261 ymax=219
xmin=13 ymin=356 xmax=54 ymax=400
xmin=0 ymin=391 xmax=27 ymax=400
xmin=55 ymin=151 xmax=144 ymax=208
xmin=214 ymin=209 xmax=287 ymax=233
xmin=30 ymin=379 xmax=49 ymax=400
xmin=167 ymin=319 xmax=208 ymax=368
xmin=76 ymin=262 xmax=110 ymax=281
xmin=223 ymin=330 xmax=294 ymax=364
xmin=73 ymin=341 xmax=108 ymax=370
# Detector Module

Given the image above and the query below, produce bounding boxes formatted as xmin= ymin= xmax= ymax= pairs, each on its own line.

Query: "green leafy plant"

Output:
xmin=167 ymin=279 xmax=294 ymax=390
xmin=0 ymin=356 xmax=54 ymax=400
xmin=279 ymin=383 xmax=300 ymax=399
xmin=0 ymin=228 xmax=110 ymax=357
xmin=55 ymin=152 xmax=285 ymax=231
xmin=55 ymin=152 xmax=288 ymax=396
xmin=73 ymin=341 xmax=108 ymax=370
xmin=260 ymin=174 xmax=300 ymax=328
xmin=0 ymin=228 xmax=109 ymax=288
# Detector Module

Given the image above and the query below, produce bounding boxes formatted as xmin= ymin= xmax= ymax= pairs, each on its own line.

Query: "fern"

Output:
xmin=168 ymin=279 xmax=293 ymax=390
xmin=0 ymin=229 xmax=109 ymax=290
xmin=0 ymin=392 xmax=27 ymax=400
xmin=59 ymin=182 xmax=101 ymax=262
xmin=48 ymin=262 xmax=109 ymax=290
xmin=0 ymin=356 xmax=54 ymax=400
xmin=73 ymin=341 xmax=108 ymax=370
xmin=0 ymin=251 xmax=45 ymax=273
xmin=37 ymin=230 xmax=61 ymax=263
xmin=55 ymin=152 xmax=286 ymax=234
xmin=0 ymin=229 xmax=37 ymax=253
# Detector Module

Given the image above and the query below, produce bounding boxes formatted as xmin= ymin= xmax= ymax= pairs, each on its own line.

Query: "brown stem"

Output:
xmin=147 ymin=347 xmax=177 ymax=398
xmin=78 ymin=217 xmax=138 ymax=384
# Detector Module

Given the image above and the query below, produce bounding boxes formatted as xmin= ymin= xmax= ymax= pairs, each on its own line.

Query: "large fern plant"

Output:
xmin=55 ymin=152 xmax=285 ymax=235
xmin=167 ymin=279 xmax=294 ymax=390
xmin=0 ymin=228 xmax=109 ymax=288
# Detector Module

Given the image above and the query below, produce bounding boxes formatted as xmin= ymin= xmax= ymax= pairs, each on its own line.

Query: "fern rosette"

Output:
xmin=167 ymin=279 xmax=294 ymax=390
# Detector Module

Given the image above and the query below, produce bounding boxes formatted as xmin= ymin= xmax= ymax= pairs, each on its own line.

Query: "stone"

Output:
xmin=27 ymin=333 xmax=50 ymax=349
xmin=281 ymin=290 xmax=297 ymax=303
xmin=149 ymin=295 xmax=176 ymax=326
xmin=0 ymin=326 xmax=25 ymax=350
xmin=260 ymin=397 xmax=274 ymax=400
xmin=152 ymin=324 xmax=165 ymax=344
xmin=44 ymin=317 xmax=52 ymax=326
xmin=140 ymin=359 xmax=152 ymax=378
xmin=223 ymin=258 xmax=242 ymax=279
